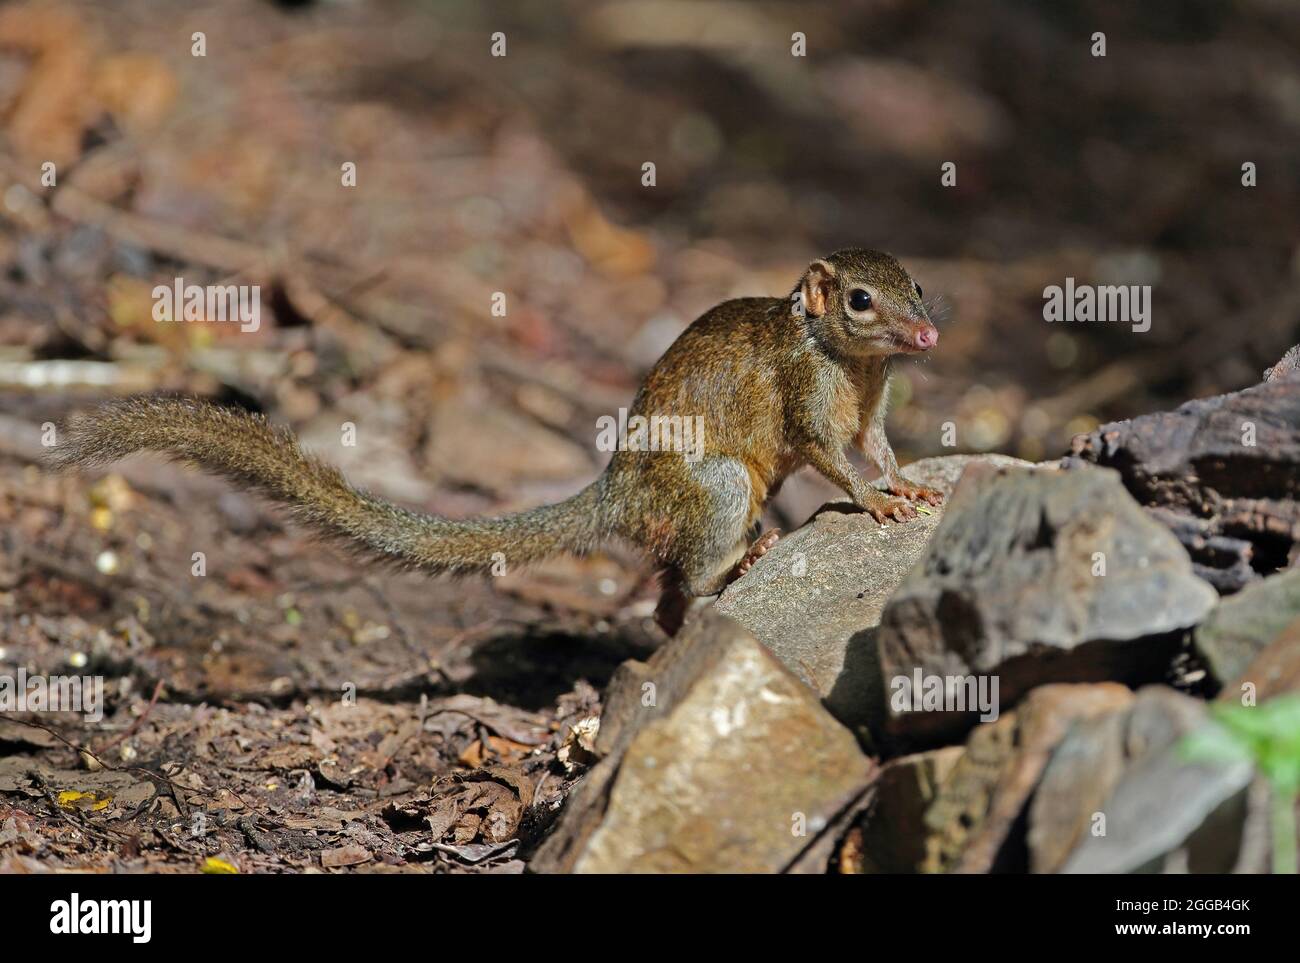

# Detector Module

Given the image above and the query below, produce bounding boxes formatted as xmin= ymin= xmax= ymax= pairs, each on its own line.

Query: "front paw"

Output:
xmin=862 ymin=492 xmax=917 ymax=524
xmin=888 ymin=480 xmax=944 ymax=507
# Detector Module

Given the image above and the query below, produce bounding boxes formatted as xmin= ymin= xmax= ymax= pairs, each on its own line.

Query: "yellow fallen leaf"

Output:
xmin=57 ymin=790 xmax=113 ymax=810
xmin=202 ymin=857 xmax=239 ymax=874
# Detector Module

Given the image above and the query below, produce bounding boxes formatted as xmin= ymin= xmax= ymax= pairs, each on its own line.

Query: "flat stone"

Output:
xmin=877 ymin=464 xmax=1217 ymax=746
xmin=716 ymin=454 xmax=1034 ymax=742
xmin=530 ymin=610 xmax=873 ymax=874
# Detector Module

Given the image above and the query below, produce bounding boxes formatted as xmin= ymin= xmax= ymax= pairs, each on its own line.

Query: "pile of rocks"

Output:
xmin=532 ymin=351 xmax=1300 ymax=873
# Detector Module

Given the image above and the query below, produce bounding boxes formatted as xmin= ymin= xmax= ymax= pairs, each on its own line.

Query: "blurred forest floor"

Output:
xmin=0 ymin=0 xmax=1297 ymax=871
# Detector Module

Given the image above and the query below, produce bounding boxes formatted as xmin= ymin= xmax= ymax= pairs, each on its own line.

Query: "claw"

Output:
xmin=889 ymin=480 xmax=945 ymax=508
xmin=867 ymin=495 xmax=916 ymax=525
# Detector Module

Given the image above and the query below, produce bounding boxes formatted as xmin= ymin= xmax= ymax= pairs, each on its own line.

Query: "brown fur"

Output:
xmin=52 ymin=248 xmax=941 ymax=632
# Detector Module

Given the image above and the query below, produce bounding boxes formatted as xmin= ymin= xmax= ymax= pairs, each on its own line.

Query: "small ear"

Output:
xmin=800 ymin=260 xmax=836 ymax=318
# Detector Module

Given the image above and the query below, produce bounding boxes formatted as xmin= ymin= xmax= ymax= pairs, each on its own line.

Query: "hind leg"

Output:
xmin=654 ymin=568 xmax=690 ymax=636
xmin=633 ymin=455 xmax=753 ymax=634
xmin=674 ymin=456 xmax=754 ymax=598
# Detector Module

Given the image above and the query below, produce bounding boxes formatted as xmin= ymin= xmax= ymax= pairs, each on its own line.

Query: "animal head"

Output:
xmin=796 ymin=248 xmax=938 ymax=357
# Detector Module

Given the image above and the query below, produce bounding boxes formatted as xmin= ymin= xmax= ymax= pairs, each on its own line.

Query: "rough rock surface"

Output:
xmin=1028 ymin=686 xmax=1224 ymax=873
xmin=1195 ymin=567 xmax=1300 ymax=688
xmin=1066 ymin=370 xmax=1300 ymax=593
xmin=716 ymin=454 xmax=1033 ymax=741
xmin=876 ymin=464 xmax=1217 ymax=745
xmin=1264 ymin=343 xmax=1300 ymax=382
xmin=529 ymin=611 xmax=873 ymax=874
xmin=1222 ymin=618 xmax=1300 ymax=704
xmin=844 ymin=746 xmax=964 ymax=873
xmin=920 ymin=683 xmax=1134 ymax=873
xmin=1057 ymin=706 xmax=1257 ymax=874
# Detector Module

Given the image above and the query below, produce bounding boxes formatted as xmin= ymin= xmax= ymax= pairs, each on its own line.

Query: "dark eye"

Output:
xmin=849 ymin=289 xmax=872 ymax=312
xmin=914 ymin=282 xmax=923 ymax=299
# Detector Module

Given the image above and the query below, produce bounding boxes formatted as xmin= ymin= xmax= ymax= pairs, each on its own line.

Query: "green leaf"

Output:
xmin=1179 ymin=722 xmax=1251 ymax=765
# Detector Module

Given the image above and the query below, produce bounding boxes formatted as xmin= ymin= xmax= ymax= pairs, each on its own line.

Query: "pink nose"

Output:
xmin=914 ymin=324 xmax=939 ymax=350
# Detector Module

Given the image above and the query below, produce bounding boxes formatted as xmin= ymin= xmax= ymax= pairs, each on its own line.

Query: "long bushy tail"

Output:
xmin=51 ymin=397 xmax=608 ymax=574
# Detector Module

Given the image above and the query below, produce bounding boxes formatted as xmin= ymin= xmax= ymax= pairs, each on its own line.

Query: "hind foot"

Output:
xmin=727 ymin=529 xmax=781 ymax=584
xmin=654 ymin=580 xmax=689 ymax=637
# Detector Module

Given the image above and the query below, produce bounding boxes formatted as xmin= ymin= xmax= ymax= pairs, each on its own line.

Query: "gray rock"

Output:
xmin=918 ymin=681 xmax=1269 ymax=874
xmin=1264 ymin=343 xmax=1300 ymax=382
xmin=921 ymin=682 xmax=1135 ymax=873
xmin=716 ymin=454 xmax=1034 ymax=742
xmin=1218 ymin=617 xmax=1300 ymax=704
xmin=1029 ymin=686 xmax=1213 ymax=873
xmin=877 ymin=464 xmax=1218 ymax=746
xmin=1058 ymin=696 xmax=1256 ymax=874
xmin=1195 ymin=567 xmax=1300 ymax=687
xmin=530 ymin=610 xmax=873 ymax=874
xmin=845 ymin=746 xmax=964 ymax=873
xmin=1026 ymin=708 xmax=1132 ymax=873
xmin=1066 ymin=371 xmax=1300 ymax=593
